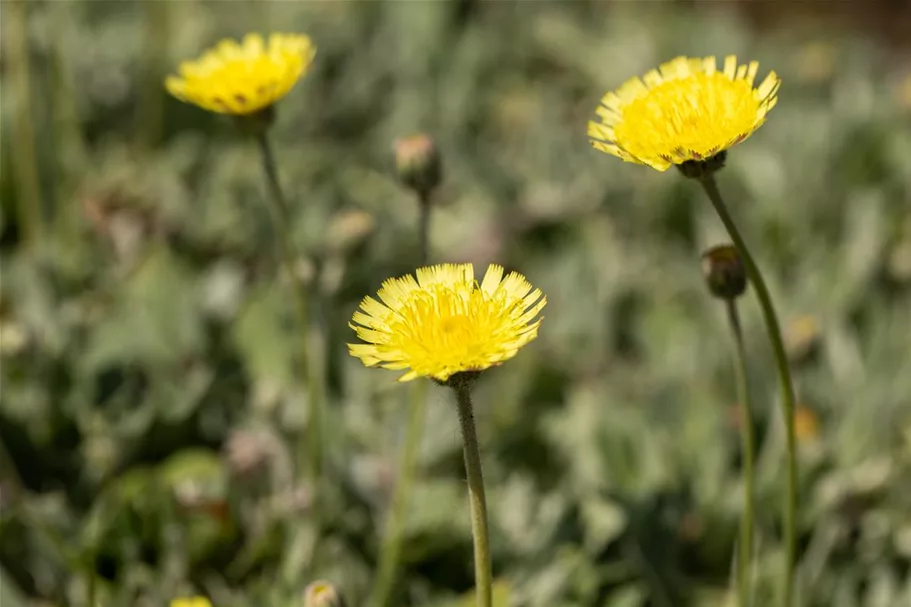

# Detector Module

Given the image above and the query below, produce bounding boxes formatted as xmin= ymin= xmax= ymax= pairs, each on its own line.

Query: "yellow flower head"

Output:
xmin=170 ymin=598 xmax=212 ymax=607
xmin=588 ymin=55 xmax=780 ymax=171
xmin=165 ymin=33 xmax=315 ymax=115
xmin=348 ymin=264 xmax=546 ymax=382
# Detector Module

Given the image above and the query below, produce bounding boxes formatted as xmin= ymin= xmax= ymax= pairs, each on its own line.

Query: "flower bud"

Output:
xmin=701 ymin=244 xmax=747 ymax=299
xmin=304 ymin=580 xmax=346 ymax=607
xmin=394 ymin=134 xmax=442 ymax=196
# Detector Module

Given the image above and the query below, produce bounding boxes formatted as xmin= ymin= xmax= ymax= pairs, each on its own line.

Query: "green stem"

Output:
xmin=369 ymin=192 xmax=433 ymax=607
xmin=453 ymin=381 xmax=493 ymax=607
xmin=255 ymin=132 xmax=324 ymax=485
xmin=136 ymin=0 xmax=169 ymax=149
xmin=369 ymin=380 xmax=428 ymax=607
xmin=87 ymin=559 xmax=97 ymax=606
xmin=6 ymin=0 xmax=43 ymax=247
xmin=700 ymin=174 xmax=797 ymax=607
xmin=50 ymin=0 xmax=89 ymax=249
xmin=726 ymin=298 xmax=756 ymax=607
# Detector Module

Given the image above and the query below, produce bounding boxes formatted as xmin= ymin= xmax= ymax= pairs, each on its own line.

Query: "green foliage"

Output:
xmin=2 ymin=1 xmax=911 ymax=606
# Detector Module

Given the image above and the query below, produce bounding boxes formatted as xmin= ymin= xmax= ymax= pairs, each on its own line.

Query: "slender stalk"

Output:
xmin=370 ymin=191 xmax=433 ymax=607
xmin=87 ymin=559 xmax=97 ymax=606
xmin=700 ymin=174 xmax=798 ymax=607
xmin=726 ymin=298 xmax=756 ymax=607
xmin=369 ymin=380 xmax=428 ymax=607
xmin=255 ymin=132 xmax=324 ymax=485
xmin=136 ymin=0 xmax=169 ymax=149
xmin=453 ymin=380 xmax=493 ymax=607
xmin=50 ymin=0 xmax=89 ymax=248
xmin=6 ymin=0 xmax=44 ymax=247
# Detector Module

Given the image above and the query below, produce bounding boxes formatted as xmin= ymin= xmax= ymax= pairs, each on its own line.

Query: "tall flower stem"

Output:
xmin=136 ymin=0 xmax=169 ymax=149
xmin=255 ymin=131 xmax=324 ymax=485
xmin=369 ymin=381 xmax=428 ymax=607
xmin=726 ymin=298 xmax=756 ymax=606
xmin=453 ymin=379 xmax=493 ymax=607
xmin=700 ymin=173 xmax=797 ymax=606
xmin=370 ymin=192 xmax=433 ymax=607
xmin=6 ymin=0 xmax=43 ymax=248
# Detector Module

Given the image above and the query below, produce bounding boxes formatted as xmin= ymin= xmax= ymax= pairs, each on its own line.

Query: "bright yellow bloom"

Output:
xmin=165 ymin=33 xmax=315 ymax=115
xmin=348 ymin=264 xmax=546 ymax=382
xmin=588 ymin=55 xmax=780 ymax=171
xmin=170 ymin=598 xmax=211 ymax=607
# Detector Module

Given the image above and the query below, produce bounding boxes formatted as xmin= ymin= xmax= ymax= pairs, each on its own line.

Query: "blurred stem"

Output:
xmin=700 ymin=174 xmax=797 ymax=607
xmin=369 ymin=191 xmax=433 ymax=607
xmin=6 ymin=0 xmax=43 ymax=247
xmin=50 ymin=1 xmax=89 ymax=248
xmin=255 ymin=132 xmax=324 ymax=486
xmin=87 ymin=562 xmax=97 ymax=606
xmin=726 ymin=298 xmax=756 ymax=607
xmin=453 ymin=380 xmax=493 ymax=607
xmin=369 ymin=381 xmax=428 ymax=607
xmin=136 ymin=0 xmax=169 ymax=149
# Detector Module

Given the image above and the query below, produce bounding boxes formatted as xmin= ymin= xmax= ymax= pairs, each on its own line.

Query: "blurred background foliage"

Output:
xmin=2 ymin=1 xmax=911 ymax=606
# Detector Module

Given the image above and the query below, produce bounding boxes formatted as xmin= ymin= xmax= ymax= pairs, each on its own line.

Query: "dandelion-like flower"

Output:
xmin=588 ymin=55 xmax=780 ymax=171
xmin=170 ymin=598 xmax=211 ymax=607
xmin=165 ymin=33 xmax=315 ymax=115
xmin=348 ymin=263 xmax=546 ymax=382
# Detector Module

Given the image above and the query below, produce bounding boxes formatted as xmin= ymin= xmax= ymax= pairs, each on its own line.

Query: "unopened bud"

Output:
xmin=304 ymin=580 xmax=346 ymax=607
xmin=394 ymin=134 xmax=442 ymax=196
xmin=701 ymin=244 xmax=746 ymax=299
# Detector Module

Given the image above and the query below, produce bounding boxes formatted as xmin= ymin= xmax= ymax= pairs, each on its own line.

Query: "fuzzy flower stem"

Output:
xmin=726 ymin=298 xmax=756 ymax=607
xmin=255 ymin=131 xmax=324 ymax=485
xmin=370 ymin=191 xmax=433 ymax=607
xmin=369 ymin=380 xmax=428 ymax=607
xmin=700 ymin=173 xmax=797 ymax=607
xmin=453 ymin=380 xmax=493 ymax=607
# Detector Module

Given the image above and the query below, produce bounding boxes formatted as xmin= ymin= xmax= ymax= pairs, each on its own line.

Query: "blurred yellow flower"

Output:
xmin=348 ymin=263 xmax=546 ymax=382
xmin=165 ymin=33 xmax=315 ymax=115
xmin=899 ymin=72 xmax=911 ymax=110
xmin=304 ymin=580 xmax=345 ymax=607
xmin=588 ymin=55 xmax=780 ymax=171
xmin=794 ymin=405 xmax=821 ymax=443
xmin=170 ymin=598 xmax=211 ymax=607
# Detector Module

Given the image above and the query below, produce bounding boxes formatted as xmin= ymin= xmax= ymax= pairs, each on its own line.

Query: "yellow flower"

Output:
xmin=348 ymin=263 xmax=546 ymax=382
xmin=588 ymin=55 xmax=780 ymax=171
xmin=794 ymin=405 xmax=821 ymax=443
xmin=165 ymin=33 xmax=315 ymax=115
xmin=304 ymin=580 xmax=345 ymax=607
xmin=170 ymin=598 xmax=212 ymax=607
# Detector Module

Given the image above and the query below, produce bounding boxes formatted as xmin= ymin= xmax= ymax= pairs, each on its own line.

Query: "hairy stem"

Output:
xmin=453 ymin=381 xmax=493 ymax=607
xmin=256 ymin=132 xmax=324 ymax=485
xmin=726 ymin=298 xmax=756 ymax=606
xmin=370 ymin=191 xmax=433 ymax=607
xmin=701 ymin=174 xmax=798 ymax=607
